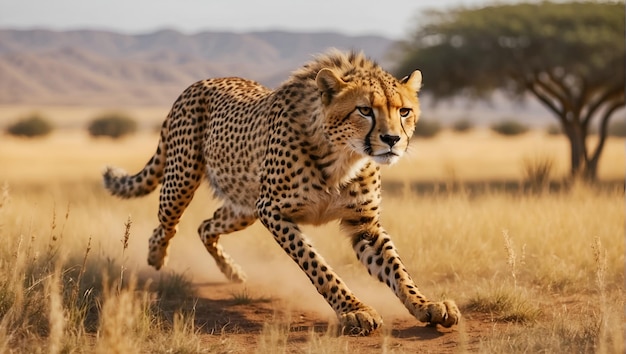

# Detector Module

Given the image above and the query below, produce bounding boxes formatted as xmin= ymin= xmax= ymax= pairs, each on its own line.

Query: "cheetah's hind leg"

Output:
xmin=197 ymin=205 xmax=257 ymax=282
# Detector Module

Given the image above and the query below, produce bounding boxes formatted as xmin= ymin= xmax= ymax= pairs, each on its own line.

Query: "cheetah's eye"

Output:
xmin=356 ymin=106 xmax=374 ymax=118
xmin=399 ymin=108 xmax=412 ymax=118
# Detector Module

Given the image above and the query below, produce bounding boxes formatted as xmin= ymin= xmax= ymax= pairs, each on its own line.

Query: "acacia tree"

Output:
xmin=395 ymin=1 xmax=625 ymax=181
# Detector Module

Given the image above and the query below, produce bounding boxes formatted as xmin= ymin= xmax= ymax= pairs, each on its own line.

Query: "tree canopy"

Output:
xmin=396 ymin=1 xmax=625 ymax=180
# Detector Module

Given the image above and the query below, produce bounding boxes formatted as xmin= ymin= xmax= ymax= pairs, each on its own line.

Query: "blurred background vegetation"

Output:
xmin=394 ymin=1 xmax=624 ymax=181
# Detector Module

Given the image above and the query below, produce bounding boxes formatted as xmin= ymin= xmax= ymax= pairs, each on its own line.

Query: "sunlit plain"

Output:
xmin=0 ymin=119 xmax=623 ymax=352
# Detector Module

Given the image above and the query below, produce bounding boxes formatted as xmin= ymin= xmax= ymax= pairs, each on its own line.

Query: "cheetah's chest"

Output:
xmin=285 ymin=192 xmax=347 ymax=226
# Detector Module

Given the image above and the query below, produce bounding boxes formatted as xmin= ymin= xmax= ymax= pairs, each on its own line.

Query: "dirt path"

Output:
xmin=186 ymin=281 xmax=496 ymax=353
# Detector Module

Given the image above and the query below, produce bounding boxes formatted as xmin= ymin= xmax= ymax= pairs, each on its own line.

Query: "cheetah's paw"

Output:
xmin=339 ymin=305 xmax=383 ymax=336
xmin=224 ymin=264 xmax=247 ymax=283
xmin=147 ymin=247 xmax=168 ymax=270
xmin=420 ymin=300 xmax=460 ymax=328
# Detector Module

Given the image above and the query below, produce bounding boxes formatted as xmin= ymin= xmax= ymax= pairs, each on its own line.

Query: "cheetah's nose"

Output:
xmin=380 ymin=134 xmax=401 ymax=147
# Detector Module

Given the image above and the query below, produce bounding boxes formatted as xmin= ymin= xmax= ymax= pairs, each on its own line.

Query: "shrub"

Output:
xmin=491 ymin=119 xmax=529 ymax=136
xmin=88 ymin=113 xmax=137 ymax=139
xmin=546 ymin=124 xmax=562 ymax=136
xmin=414 ymin=119 xmax=442 ymax=138
xmin=607 ymin=119 xmax=626 ymax=137
xmin=522 ymin=154 xmax=555 ymax=192
xmin=452 ymin=119 xmax=474 ymax=133
xmin=6 ymin=114 xmax=54 ymax=138
xmin=465 ymin=287 xmax=541 ymax=324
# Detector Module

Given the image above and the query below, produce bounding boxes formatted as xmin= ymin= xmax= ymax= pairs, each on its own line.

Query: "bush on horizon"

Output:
xmin=491 ymin=119 xmax=529 ymax=136
xmin=88 ymin=112 xmax=137 ymax=139
xmin=414 ymin=119 xmax=442 ymax=138
xmin=6 ymin=114 xmax=54 ymax=138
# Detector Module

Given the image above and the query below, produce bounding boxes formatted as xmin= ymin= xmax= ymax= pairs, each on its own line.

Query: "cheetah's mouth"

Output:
xmin=371 ymin=151 xmax=400 ymax=165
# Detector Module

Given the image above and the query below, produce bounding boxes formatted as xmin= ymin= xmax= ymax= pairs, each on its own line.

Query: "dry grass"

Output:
xmin=229 ymin=288 xmax=272 ymax=305
xmin=0 ymin=181 xmax=202 ymax=353
xmin=0 ymin=124 xmax=623 ymax=352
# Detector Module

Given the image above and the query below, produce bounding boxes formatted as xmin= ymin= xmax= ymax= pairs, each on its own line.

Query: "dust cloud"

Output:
xmin=126 ymin=221 xmax=418 ymax=322
xmin=107 ymin=187 xmax=419 ymax=323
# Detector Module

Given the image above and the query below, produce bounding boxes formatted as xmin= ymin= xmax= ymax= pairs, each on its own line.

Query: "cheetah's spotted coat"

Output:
xmin=104 ymin=51 xmax=460 ymax=335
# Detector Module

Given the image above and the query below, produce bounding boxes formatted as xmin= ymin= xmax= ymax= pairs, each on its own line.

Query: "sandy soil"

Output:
xmin=169 ymin=278 xmax=499 ymax=353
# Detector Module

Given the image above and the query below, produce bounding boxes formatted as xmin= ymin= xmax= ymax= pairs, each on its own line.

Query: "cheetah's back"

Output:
xmin=176 ymin=78 xmax=273 ymax=209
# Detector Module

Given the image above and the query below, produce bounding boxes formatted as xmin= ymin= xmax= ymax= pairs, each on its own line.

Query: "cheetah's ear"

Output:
xmin=401 ymin=70 xmax=422 ymax=93
xmin=316 ymin=68 xmax=346 ymax=105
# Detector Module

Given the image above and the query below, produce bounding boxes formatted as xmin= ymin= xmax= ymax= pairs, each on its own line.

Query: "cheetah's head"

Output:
xmin=316 ymin=67 xmax=421 ymax=165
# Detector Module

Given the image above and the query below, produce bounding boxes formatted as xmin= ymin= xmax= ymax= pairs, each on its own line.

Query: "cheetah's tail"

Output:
xmin=103 ymin=138 xmax=166 ymax=199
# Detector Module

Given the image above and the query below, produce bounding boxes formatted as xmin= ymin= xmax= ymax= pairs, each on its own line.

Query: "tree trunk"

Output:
xmin=585 ymin=158 xmax=599 ymax=181
xmin=563 ymin=123 xmax=587 ymax=179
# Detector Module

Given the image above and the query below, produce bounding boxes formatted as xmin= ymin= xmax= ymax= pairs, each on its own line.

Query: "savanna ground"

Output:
xmin=0 ymin=106 xmax=624 ymax=353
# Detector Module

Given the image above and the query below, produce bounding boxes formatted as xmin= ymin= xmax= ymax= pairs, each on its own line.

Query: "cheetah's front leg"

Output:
xmin=347 ymin=224 xmax=460 ymax=328
xmin=257 ymin=208 xmax=382 ymax=335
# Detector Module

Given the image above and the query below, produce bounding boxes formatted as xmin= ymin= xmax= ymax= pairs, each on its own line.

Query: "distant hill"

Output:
xmin=0 ymin=29 xmax=395 ymax=106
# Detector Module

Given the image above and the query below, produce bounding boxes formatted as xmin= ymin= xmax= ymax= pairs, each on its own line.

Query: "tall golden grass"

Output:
xmin=0 ymin=128 xmax=623 ymax=352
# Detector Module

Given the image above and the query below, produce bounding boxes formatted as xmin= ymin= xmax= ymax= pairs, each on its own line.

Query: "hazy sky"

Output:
xmin=0 ymin=0 xmax=492 ymax=39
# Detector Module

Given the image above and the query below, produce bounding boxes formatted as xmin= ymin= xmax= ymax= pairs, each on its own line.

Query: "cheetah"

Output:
xmin=103 ymin=50 xmax=460 ymax=335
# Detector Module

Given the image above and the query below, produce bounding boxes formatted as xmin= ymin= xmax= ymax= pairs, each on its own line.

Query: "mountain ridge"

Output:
xmin=0 ymin=29 xmax=396 ymax=106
